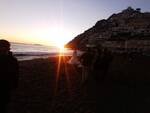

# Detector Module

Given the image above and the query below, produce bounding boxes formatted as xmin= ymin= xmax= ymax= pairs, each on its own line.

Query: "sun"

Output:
xmin=47 ymin=27 xmax=70 ymax=49
xmin=30 ymin=25 xmax=72 ymax=49
xmin=55 ymin=42 xmax=65 ymax=49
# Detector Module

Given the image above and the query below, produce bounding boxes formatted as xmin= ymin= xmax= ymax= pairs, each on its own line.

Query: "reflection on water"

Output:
xmin=11 ymin=42 xmax=73 ymax=61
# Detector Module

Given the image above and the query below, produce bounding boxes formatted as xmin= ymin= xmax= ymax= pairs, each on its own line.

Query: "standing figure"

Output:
xmin=101 ymin=48 xmax=113 ymax=78
xmin=80 ymin=47 xmax=94 ymax=83
xmin=0 ymin=39 xmax=19 ymax=113
xmin=92 ymin=47 xmax=103 ymax=81
xmin=93 ymin=47 xmax=113 ymax=83
xmin=68 ymin=49 xmax=80 ymax=65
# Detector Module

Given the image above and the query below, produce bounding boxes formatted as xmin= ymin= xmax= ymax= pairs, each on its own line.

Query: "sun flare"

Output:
xmin=54 ymin=42 xmax=65 ymax=49
xmin=59 ymin=45 xmax=66 ymax=55
xmin=38 ymin=26 xmax=71 ymax=49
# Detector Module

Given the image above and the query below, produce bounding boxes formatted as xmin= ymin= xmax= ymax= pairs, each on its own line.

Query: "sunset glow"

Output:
xmin=0 ymin=0 xmax=150 ymax=46
xmin=2 ymin=26 xmax=72 ymax=47
xmin=49 ymin=27 xmax=69 ymax=49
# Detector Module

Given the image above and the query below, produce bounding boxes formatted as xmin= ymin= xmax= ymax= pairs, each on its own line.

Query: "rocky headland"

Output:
xmin=66 ymin=7 xmax=150 ymax=53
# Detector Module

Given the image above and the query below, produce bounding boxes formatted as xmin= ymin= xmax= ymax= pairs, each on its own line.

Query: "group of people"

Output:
xmin=0 ymin=39 xmax=19 ymax=113
xmin=68 ymin=45 xmax=113 ymax=84
xmin=0 ymin=39 xmax=113 ymax=112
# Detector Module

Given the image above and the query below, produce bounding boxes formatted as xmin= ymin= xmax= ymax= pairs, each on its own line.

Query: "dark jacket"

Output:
xmin=0 ymin=52 xmax=19 ymax=90
xmin=80 ymin=51 xmax=94 ymax=67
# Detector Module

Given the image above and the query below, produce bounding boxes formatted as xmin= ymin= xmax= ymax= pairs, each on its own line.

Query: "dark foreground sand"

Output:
xmin=7 ymin=56 xmax=96 ymax=113
xmin=7 ymin=55 xmax=150 ymax=113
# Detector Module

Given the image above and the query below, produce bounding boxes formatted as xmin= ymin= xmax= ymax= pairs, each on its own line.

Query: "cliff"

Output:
xmin=65 ymin=7 xmax=150 ymax=51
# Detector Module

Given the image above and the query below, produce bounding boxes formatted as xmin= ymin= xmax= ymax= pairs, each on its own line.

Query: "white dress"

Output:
xmin=68 ymin=50 xmax=81 ymax=65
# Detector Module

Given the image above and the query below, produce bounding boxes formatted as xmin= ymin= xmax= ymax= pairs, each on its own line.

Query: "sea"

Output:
xmin=10 ymin=42 xmax=73 ymax=61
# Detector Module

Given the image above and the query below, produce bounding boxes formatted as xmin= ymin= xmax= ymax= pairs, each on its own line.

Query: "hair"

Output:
xmin=0 ymin=39 xmax=10 ymax=48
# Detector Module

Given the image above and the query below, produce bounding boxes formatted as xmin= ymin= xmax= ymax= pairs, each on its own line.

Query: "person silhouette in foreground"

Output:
xmin=0 ymin=39 xmax=19 ymax=113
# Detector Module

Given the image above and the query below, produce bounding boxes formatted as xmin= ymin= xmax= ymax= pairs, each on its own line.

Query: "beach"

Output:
xmin=7 ymin=56 xmax=97 ymax=113
xmin=7 ymin=55 xmax=150 ymax=113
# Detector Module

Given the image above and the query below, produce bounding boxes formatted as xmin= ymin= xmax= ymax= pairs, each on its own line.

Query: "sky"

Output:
xmin=0 ymin=0 xmax=150 ymax=46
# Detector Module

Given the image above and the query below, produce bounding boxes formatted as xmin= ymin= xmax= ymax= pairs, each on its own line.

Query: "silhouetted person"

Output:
xmin=96 ymin=48 xmax=113 ymax=81
xmin=92 ymin=48 xmax=113 ymax=113
xmin=68 ymin=49 xmax=81 ymax=67
xmin=80 ymin=47 xmax=94 ymax=83
xmin=93 ymin=47 xmax=103 ymax=82
xmin=0 ymin=39 xmax=19 ymax=113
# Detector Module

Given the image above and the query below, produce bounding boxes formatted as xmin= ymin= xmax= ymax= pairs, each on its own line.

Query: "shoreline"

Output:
xmin=14 ymin=49 xmax=83 ymax=61
xmin=16 ymin=54 xmax=72 ymax=61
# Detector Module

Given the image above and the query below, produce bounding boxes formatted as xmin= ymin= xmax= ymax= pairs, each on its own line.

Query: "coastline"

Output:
xmin=14 ymin=52 xmax=73 ymax=61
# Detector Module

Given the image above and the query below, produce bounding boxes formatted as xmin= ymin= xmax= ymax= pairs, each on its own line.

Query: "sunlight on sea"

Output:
xmin=11 ymin=42 xmax=73 ymax=61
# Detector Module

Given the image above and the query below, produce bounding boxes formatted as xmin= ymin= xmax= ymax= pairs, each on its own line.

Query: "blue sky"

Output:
xmin=0 ymin=0 xmax=150 ymax=46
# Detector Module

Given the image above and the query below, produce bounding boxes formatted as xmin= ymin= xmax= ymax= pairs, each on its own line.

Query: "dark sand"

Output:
xmin=7 ymin=55 xmax=150 ymax=113
xmin=7 ymin=56 xmax=96 ymax=113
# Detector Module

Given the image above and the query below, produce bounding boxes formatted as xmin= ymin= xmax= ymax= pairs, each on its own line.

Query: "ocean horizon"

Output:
xmin=10 ymin=42 xmax=73 ymax=61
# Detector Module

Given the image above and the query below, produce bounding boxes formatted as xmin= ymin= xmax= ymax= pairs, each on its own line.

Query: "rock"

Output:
xmin=65 ymin=7 xmax=150 ymax=52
